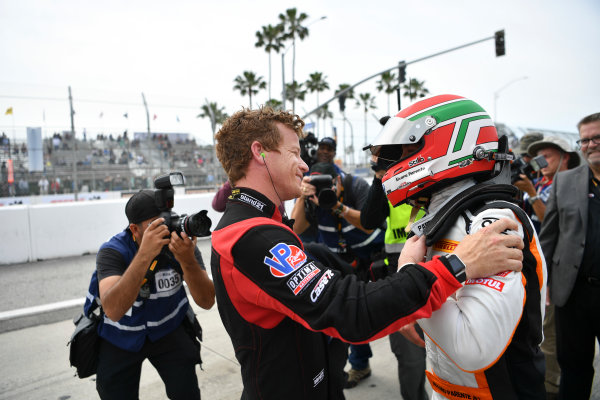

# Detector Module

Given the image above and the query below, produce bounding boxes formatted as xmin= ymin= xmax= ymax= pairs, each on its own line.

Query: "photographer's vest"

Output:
xmin=384 ymin=202 xmax=425 ymax=255
xmin=315 ymin=176 xmax=384 ymax=261
xmin=89 ymin=230 xmax=189 ymax=352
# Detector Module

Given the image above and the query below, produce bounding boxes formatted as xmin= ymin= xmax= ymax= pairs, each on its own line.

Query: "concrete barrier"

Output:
xmin=0 ymin=192 xmax=225 ymax=264
xmin=0 ymin=191 xmax=295 ymax=264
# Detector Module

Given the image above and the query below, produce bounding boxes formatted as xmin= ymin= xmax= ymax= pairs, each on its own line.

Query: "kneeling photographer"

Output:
xmin=512 ymin=136 xmax=579 ymax=232
xmin=93 ymin=172 xmax=215 ymax=399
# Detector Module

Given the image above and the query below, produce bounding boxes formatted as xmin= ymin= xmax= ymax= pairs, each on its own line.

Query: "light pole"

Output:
xmin=493 ymin=76 xmax=528 ymax=122
xmin=281 ymin=43 xmax=293 ymax=111
xmin=281 ymin=15 xmax=326 ymax=112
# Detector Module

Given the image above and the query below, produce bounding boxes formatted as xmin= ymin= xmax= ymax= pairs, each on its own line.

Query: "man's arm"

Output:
xmin=337 ymin=176 xmax=374 ymax=234
xmin=99 ymin=219 xmax=170 ymax=321
xmin=290 ymin=176 xmax=313 ymax=235
xmin=360 ymin=175 xmax=389 ymax=230
xmin=218 ymin=224 xmax=461 ymax=344
xmin=514 ymin=175 xmax=546 ymax=222
xmin=399 ymin=218 xmax=524 ymax=279
xmin=169 ymin=232 xmax=215 ymax=310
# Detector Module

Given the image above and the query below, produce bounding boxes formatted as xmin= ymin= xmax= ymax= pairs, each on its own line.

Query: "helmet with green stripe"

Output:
xmin=366 ymin=94 xmax=500 ymax=206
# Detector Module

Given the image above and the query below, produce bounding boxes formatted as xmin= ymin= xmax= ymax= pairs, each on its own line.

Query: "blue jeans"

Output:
xmin=348 ymin=343 xmax=372 ymax=370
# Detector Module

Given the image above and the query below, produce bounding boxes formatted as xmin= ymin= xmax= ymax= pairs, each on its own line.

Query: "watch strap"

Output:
xmin=442 ymin=254 xmax=466 ymax=283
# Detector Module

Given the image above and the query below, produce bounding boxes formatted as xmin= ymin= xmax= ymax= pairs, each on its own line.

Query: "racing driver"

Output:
xmin=366 ymin=94 xmax=547 ymax=399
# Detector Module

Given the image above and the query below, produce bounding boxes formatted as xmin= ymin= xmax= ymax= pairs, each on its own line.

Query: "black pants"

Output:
xmin=389 ymin=327 xmax=428 ymax=400
xmin=96 ymin=324 xmax=201 ymax=400
xmin=555 ymin=280 xmax=600 ymax=400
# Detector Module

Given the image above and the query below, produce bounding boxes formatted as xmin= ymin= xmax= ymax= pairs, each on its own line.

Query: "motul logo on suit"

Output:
xmin=465 ymin=277 xmax=505 ymax=292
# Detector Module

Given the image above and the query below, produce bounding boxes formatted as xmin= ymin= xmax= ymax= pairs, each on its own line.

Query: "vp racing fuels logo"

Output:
xmin=264 ymin=243 xmax=307 ymax=277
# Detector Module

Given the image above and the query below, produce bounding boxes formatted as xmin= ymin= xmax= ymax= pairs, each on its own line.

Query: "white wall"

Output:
xmin=0 ymin=193 xmax=220 ymax=264
xmin=0 ymin=193 xmax=295 ymax=265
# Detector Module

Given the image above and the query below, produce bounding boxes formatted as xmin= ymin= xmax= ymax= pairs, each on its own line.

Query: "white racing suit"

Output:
xmin=415 ymin=186 xmax=547 ymax=400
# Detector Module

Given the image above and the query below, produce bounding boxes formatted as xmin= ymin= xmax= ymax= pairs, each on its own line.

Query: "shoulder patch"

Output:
xmin=264 ymin=243 xmax=307 ymax=277
xmin=286 ymin=262 xmax=320 ymax=295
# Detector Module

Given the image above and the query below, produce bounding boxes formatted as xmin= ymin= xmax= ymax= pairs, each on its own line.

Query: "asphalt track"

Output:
xmin=0 ymin=238 xmax=598 ymax=399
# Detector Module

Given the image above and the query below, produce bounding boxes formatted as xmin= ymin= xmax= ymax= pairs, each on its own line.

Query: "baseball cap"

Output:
xmin=517 ymin=132 xmax=544 ymax=156
xmin=527 ymin=136 xmax=581 ymax=169
xmin=125 ymin=189 xmax=162 ymax=224
xmin=310 ymin=162 xmax=338 ymax=178
xmin=318 ymin=137 xmax=336 ymax=151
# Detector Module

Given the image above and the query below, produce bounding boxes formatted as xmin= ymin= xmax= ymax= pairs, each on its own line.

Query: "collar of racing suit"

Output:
xmin=410 ymin=180 xmax=519 ymax=246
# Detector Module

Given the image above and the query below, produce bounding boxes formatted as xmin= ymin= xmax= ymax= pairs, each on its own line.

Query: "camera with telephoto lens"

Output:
xmin=510 ymin=154 xmax=548 ymax=184
xmin=310 ymin=174 xmax=338 ymax=209
xmin=300 ymin=132 xmax=319 ymax=169
xmin=153 ymin=171 xmax=212 ymax=237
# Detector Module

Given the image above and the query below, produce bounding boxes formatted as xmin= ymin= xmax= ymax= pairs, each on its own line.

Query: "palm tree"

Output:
xmin=278 ymin=8 xmax=309 ymax=111
xmin=284 ymin=80 xmax=307 ymax=106
xmin=233 ymin=71 xmax=266 ymax=108
xmin=255 ymin=24 xmax=284 ymax=101
xmin=305 ymin=72 xmax=329 ymax=136
xmin=356 ymin=92 xmax=377 ymax=165
xmin=402 ymin=78 xmax=430 ymax=102
xmin=264 ymin=99 xmax=283 ymax=110
xmin=335 ymin=83 xmax=355 ymax=165
xmin=376 ymin=71 xmax=399 ymax=115
xmin=197 ymin=100 xmax=228 ymax=147
xmin=315 ymin=104 xmax=333 ymax=137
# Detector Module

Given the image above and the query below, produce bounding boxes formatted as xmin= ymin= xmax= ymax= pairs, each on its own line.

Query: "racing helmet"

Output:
xmin=366 ymin=94 xmax=501 ymax=207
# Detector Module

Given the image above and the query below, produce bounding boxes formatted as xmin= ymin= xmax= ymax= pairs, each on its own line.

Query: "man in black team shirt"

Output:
xmin=210 ymin=106 xmax=524 ymax=400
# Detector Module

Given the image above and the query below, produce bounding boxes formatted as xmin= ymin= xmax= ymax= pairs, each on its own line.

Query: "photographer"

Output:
xmin=513 ymin=136 xmax=580 ymax=232
xmin=291 ymin=161 xmax=385 ymax=388
xmin=95 ymin=189 xmax=215 ymax=399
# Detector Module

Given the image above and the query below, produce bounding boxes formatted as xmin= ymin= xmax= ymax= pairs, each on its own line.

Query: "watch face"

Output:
xmin=447 ymin=254 xmax=466 ymax=283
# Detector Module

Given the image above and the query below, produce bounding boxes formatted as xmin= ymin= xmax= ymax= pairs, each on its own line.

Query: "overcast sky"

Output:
xmin=1 ymin=0 xmax=599 ymax=157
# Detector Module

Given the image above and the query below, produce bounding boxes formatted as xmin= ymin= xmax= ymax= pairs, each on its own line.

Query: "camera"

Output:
xmin=310 ymin=174 xmax=338 ymax=209
xmin=153 ymin=171 xmax=212 ymax=237
xmin=300 ymin=132 xmax=319 ymax=169
xmin=510 ymin=155 xmax=548 ymax=184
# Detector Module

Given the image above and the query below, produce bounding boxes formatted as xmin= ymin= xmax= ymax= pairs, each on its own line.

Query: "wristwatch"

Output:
xmin=444 ymin=254 xmax=466 ymax=283
xmin=528 ymin=195 xmax=539 ymax=205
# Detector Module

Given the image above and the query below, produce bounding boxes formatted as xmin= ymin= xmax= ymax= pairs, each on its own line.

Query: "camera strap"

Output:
xmin=139 ymin=258 xmax=159 ymax=298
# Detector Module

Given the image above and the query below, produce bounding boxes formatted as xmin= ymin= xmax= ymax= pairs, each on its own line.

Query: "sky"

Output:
xmin=1 ymin=0 xmax=599 ymax=163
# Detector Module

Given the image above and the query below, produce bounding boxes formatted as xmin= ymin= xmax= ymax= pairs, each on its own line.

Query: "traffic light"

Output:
xmin=338 ymin=94 xmax=347 ymax=112
xmin=398 ymin=62 xmax=406 ymax=83
xmin=495 ymin=30 xmax=505 ymax=57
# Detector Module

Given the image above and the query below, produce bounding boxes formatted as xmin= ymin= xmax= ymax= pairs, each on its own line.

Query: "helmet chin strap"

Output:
xmin=405 ymin=197 xmax=429 ymax=233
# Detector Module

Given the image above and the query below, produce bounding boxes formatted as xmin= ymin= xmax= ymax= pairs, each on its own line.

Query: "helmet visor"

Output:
xmin=364 ymin=115 xmax=436 ymax=157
